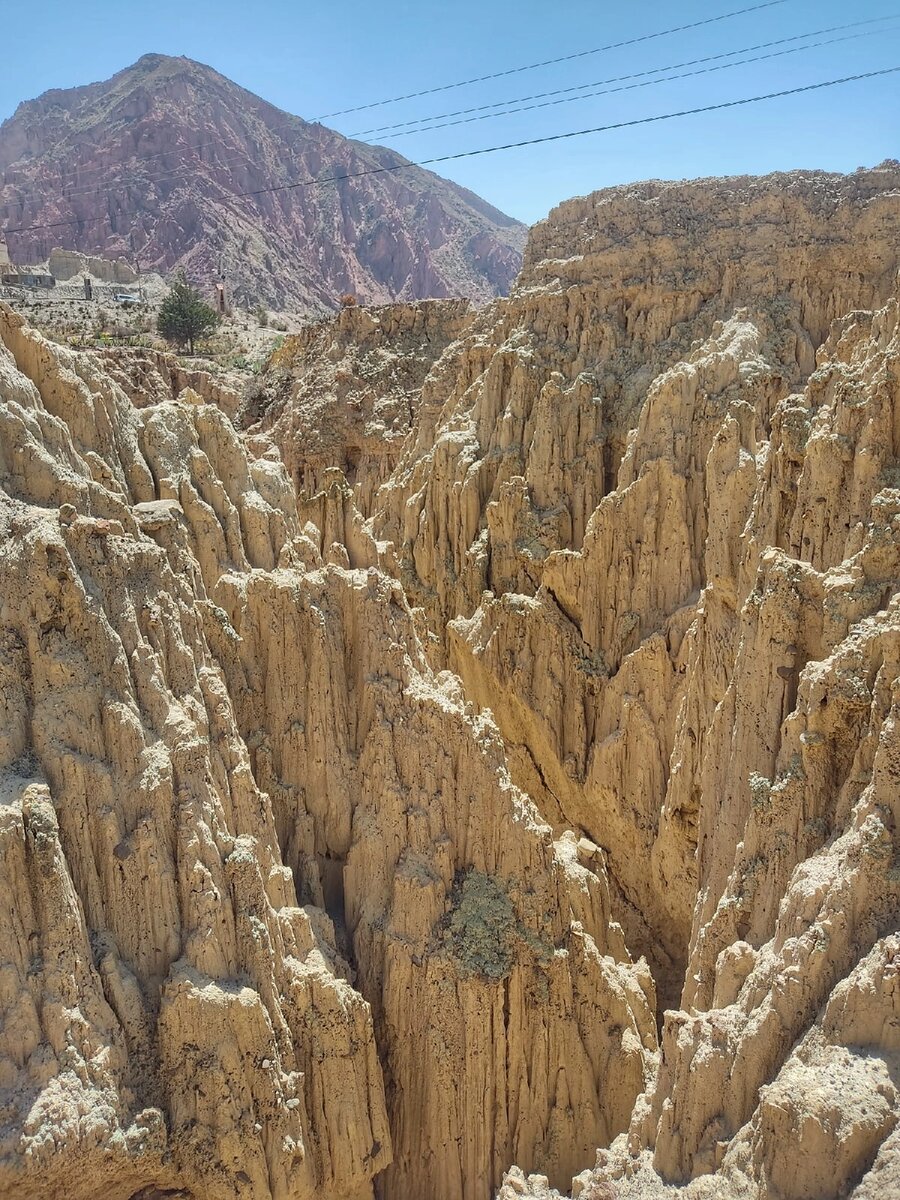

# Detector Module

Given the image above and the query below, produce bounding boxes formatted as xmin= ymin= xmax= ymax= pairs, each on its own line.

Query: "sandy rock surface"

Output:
xmin=244 ymin=299 xmax=473 ymax=515
xmin=0 ymin=300 xmax=652 ymax=1200
xmin=1 ymin=163 xmax=899 ymax=1200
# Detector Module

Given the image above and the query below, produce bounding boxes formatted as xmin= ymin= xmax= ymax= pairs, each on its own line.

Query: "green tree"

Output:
xmin=157 ymin=274 xmax=219 ymax=354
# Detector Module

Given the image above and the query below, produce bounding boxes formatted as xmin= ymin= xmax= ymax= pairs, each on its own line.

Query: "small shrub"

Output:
xmin=749 ymin=772 xmax=772 ymax=811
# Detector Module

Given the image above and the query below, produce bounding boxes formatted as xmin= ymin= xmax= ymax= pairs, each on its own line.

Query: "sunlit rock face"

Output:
xmin=1 ymin=162 xmax=900 ymax=1200
xmin=371 ymin=164 xmax=900 ymax=1200
xmin=0 ymin=299 xmax=653 ymax=1200
xmin=372 ymin=163 xmax=900 ymax=1009
xmin=241 ymin=298 xmax=474 ymax=518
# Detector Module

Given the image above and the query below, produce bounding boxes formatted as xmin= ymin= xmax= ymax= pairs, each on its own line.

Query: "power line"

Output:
xmin=1 ymin=100 xmax=329 ymax=197
xmin=4 ymin=14 xmax=872 ymax=215
xmin=354 ymin=24 xmax=900 ymax=142
xmin=1 ymin=0 xmax=799 ymax=202
xmin=349 ymin=14 xmax=899 ymax=138
xmin=4 ymin=132 xmax=256 ymax=196
xmin=313 ymin=0 xmax=798 ymax=119
xmin=12 ymin=25 xmax=836 ymax=209
xmin=3 ymin=7 xmax=874 ymax=214
xmin=249 ymin=67 xmax=900 ymax=192
xmin=1 ymin=1 xmax=787 ymax=196
xmin=1 ymin=137 xmax=288 ymax=208
xmin=4 ymin=65 xmax=898 ymax=240
xmin=3 ymin=142 xmax=263 ymax=208
xmin=4 ymin=16 xmax=891 ymax=220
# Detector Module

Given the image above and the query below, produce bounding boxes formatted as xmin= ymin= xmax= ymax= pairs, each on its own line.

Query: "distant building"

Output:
xmin=48 ymin=248 xmax=137 ymax=285
xmin=0 ymin=234 xmax=56 ymax=288
xmin=1 ymin=270 xmax=55 ymax=289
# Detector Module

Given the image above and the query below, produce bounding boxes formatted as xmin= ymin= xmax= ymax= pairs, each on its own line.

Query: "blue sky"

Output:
xmin=2 ymin=0 xmax=898 ymax=224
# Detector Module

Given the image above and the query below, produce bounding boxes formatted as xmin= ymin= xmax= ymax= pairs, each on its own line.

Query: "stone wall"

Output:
xmin=48 ymin=247 xmax=138 ymax=283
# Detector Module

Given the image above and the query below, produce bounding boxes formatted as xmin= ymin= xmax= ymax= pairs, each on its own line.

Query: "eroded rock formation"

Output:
xmin=243 ymin=299 xmax=472 ymax=515
xmin=371 ymin=164 xmax=900 ymax=1011
xmin=1 ymin=163 xmax=899 ymax=1200
xmin=372 ymin=165 xmax=900 ymax=1199
xmin=0 ymin=301 xmax=653 ymax=1200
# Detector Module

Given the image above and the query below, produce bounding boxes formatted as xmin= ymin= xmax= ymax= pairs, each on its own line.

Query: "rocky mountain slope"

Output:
xmin=0 ymin=54 xmax=526 ymax=312
xmin=0 ymin=162 xmax=899 ymax=1200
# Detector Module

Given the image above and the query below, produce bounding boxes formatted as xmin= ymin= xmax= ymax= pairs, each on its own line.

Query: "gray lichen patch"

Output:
xmin=438 ymin=870 xmax=518 ymax=980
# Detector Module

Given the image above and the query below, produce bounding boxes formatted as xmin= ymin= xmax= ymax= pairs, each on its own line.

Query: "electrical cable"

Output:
xmin=313 ymin=0 xmax=798 ymax=119
xmin=6 ymin=16 xmax=891 ymax=212
xmin=357 ymin=24 xmax=900 ymax=141
xmin=7 ymin=0 xmax=799 ymax=195
xmin=349 ymin=13 xmax=899 ymax=137
xmin=4 ymin=65 xmax=897 ymax=240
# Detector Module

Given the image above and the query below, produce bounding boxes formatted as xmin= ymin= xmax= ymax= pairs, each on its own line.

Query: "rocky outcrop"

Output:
xmin=374 ymin=165 xmax=900 ymax=632
xmin=0 ymin=304 xmax=389 ymax=1200
xmin=0 ymin=301 xmax=654 ymax=1200
xmin=96 ymin=345 xmax=244 ymax=420
xmin=243 ymin=299 xmax=472 ymax=516
xmin=577 ymin=287 xmax=900 ymax=1200
xmin=371 ymin=164 xmax=900 ymax=1004
xmin=363 ymin=166 xmax=900 ymax=1198
xmin=0 ymin=55 xmax=526 ymax=312
xmin=47 ymin=247 xmax=138 ymax=284
xmin=2 ymin=161 xmax=900 ymax=1200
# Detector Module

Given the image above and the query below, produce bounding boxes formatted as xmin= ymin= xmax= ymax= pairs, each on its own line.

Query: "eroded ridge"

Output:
xmin=1 ymin=164 xmax=899 ymax=1200
xmin=0 ymin=301 xmax=653 ymax=1200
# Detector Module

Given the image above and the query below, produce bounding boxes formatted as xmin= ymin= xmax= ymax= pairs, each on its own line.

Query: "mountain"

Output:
xmin=0 ymin=53 xmax=527 ymax=311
